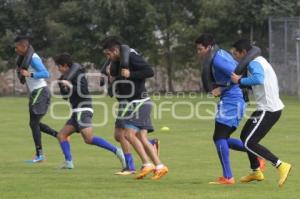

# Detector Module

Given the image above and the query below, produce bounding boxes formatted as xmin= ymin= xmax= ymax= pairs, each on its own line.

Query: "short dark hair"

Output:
xmin=195 ymin=33 xmax=215 ymax=47
xmin=14 ymin=35 xmax=32 ymax=45
xmin=101 ymin=36 xmax=122 ymax=50
xmin=54 ymin=53 xmax=73 ymax=67
xmin=14 ymin=35 xmax=32 ymax=43
xmin=232 ymin=39 xmax=252 ymax=52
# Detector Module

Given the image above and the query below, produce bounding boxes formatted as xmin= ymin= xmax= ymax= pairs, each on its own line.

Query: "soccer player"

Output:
xmin=54 ymin=53 xmax=125 ymax=169
xmin=100 ymin=60 xmax=160 ymax=175
xmin=15 ymin=36 xmax=58 ymax=163
xmin=231 ymin=38 xmax=292 ymax=187
xmin=102 ymin=36 xmax=168 ymax=180
xmin=195 ymin=33 xmax=246 ymax=185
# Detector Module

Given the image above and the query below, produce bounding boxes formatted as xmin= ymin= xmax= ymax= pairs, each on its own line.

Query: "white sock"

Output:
xmin=156 ymin=164 xmax=164 ymax=170
xmin=143 ymin=163 xmax=153 ymax=167
xmin=275 ymin=160 xmax=282 ymax=168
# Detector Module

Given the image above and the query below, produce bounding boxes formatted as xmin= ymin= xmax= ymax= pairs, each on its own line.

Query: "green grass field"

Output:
xmin=0 ymin=95 xmax=299 ymax=199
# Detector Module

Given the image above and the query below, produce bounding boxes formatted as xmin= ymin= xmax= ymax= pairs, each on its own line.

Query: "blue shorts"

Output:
xmin=124 ymin=124 xmax=141 ymax=132
xmin=215 ymin=99 xmax=245 ymax=128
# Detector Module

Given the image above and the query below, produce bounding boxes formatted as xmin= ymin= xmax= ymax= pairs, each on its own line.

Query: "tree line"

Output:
xmin=0 ymin=0 xmax=299 ymax=91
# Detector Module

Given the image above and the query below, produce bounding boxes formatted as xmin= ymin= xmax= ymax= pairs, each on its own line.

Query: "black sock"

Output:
xmin=40 ymin=123 xmax=58 ymax=138
xmin=30 ymin=114 xmax=43 ymax=156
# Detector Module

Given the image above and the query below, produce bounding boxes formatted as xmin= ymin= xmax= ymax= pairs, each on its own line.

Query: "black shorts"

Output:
xmin=115 ymin=99 xmax=154 ymax=132
xmin=66 ymin=111 xmax=93 ymax=132
xmin=29 ymin=87 xmax=50 ymax=115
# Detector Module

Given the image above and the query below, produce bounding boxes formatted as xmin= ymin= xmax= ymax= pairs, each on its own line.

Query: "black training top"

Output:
xmin=110 ymin=50 xmax=154 ymax=102
xmin=59 ymin=66 xmax=92 ymax=109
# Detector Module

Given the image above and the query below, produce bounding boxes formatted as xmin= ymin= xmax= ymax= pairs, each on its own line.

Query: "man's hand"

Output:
xmin=121 ymin=68 xmax=130 ymax=78
xmin=108 ymin=75 xmax=116 ymax=83
xmin=20 ymin=69 xmax=31 ymax=77
xmin=106 ymin=64 xmax=111 ymax=76
xmin=211 ymin=87 xmax=222 ymax=97
xmin=231 ymin=72 xmax=242 ymax=84
xmin=59 ymin=80 xmax=73 ymax=89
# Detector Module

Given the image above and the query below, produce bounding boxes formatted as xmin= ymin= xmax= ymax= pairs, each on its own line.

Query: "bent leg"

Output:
xmin=40 ymin=123 xmax=58 ymax=138
xmin=124 ymin=128 xmax=151 ymax=164
xmin=58 ymin=125 xmax=75 ymax=161
xmin=115 ymin=128 xmax=135 ymax=171
xmin=81 ymin=127 xmax=117 ymax=153
xmin=228 ymin=138 xmax=245 ymax=152
xmin=137 ymin=130 xmax=161 ymax=166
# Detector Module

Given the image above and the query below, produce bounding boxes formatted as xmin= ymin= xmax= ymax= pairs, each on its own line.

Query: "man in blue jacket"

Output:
xmin=195 ymin=33 xmax=246 ymax=185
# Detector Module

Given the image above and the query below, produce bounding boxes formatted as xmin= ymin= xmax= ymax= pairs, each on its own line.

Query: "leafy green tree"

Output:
xmin=149 ymin=0 xmax=204 ymax=91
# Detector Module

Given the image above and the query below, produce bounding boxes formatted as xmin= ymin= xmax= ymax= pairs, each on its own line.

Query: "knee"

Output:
xmin=29 ymin=120 xmax=37 ymax=129
xmin=240 ymin=134 xmax=246 ymax=143
xmin=244 ymin=140 xmax=255 ymax=150
xmin=114 ymin=133 xmax=120 ymax=142
xmin=114 ymin=130 xmax=123 ymax=142
xmin=212 ymin=134 xmax=218 ymax=142
xmin=243 ymin=136 xmax=258 ymax=150
xmin=57 ymin=133 xmax=67 ymax=142
xmin=83 ymin=136 xmax=93 ymax=144
xmin=124 ymin=131 xmax=135 ymax=141
xmin=138 ymin=134 xmax=148 ymax=145
xmin=213 ymin=134 xmax=226 ymax=142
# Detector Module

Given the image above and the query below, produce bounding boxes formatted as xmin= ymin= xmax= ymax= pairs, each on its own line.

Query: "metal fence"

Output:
xmin=269 ymin=17 xmax=300 ymax=96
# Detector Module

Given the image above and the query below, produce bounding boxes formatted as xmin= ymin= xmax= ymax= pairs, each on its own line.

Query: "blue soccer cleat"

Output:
xmin=60 ymin=160 xmax=74 ymax=169
xmin=26 ymin=155 xmax=45 ymax=164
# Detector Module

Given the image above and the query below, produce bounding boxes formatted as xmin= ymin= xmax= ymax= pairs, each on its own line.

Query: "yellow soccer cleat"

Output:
xmin=278 ymin=162 xmax=292 ymax=187
xmin=240 ymin=169 xmax=264 ymax=183
xmin=136 ymin=164 xmax=155 ymax=179
xmin=151 ymin=166 xmax=169 ymax=180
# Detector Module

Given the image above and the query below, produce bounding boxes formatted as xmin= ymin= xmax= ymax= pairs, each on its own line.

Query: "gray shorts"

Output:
xmin=116 ymin=99 xmax=154 ymax=133
xmin=29 ymin=87 xmax=50 ymax=115
xmin=66 ymin=111 xmax=93 ymax=132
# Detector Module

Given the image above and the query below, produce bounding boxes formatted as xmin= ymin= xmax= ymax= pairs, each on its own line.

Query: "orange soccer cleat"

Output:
xmin=209 ymin=177 xmax=235 ymax=185
xmin=152 ymin=166 xmax=169 ymax=180
xmin=136 ymin=164 xmax=155 ymax=179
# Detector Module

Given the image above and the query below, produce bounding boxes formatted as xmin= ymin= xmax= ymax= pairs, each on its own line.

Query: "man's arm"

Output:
xmin=30 ymin=56 xmax=49 ymax=79
xmin=240 ymin=61 xmax=264 ymax=86
xmin=126 ymin=53 xmax=154 ymax=80
xmin=213 ymin=51 xmax=236 ymax=78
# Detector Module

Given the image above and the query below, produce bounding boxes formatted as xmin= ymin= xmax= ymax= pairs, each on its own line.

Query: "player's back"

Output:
xmin=213 ymin=49 xmax=243 ymax=100
xmin=69 ymin=67 xmax=92 ymax=109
